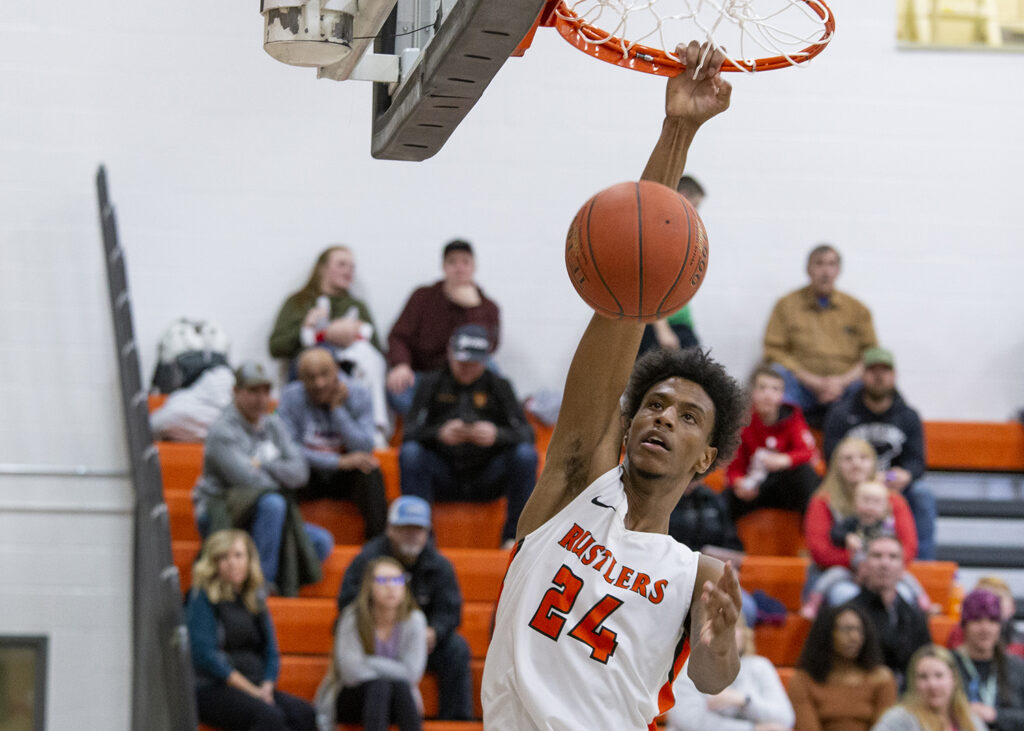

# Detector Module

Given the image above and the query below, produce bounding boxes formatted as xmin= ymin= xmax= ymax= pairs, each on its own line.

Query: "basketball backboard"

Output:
xmin=261 ymin=0 xmax=547 ymax=161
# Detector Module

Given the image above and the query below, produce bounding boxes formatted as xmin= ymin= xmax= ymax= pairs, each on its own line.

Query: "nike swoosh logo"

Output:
xmin=591 ymin=497 xmax=614 ymax=510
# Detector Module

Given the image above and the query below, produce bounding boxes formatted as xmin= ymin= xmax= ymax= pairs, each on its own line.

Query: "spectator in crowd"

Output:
xmin=787 ymin=602 xmax=897 ymax=731
xmin=950 ymin=589 xmax=1024 ymax=730
xmin=268 ymin=246 xmax=389 ymax=444
xmin=186 ymin=529 xmax=317 ymax=731
xmin=316 ymin=556 xmax=426 ymax=731
xmin=192 ymin=361 xmax=332 ymax=596
xmin=667 ymin=479 xmax=758 ymax=629
xmin=277 ymin=348 xmax=387 ymax=539
xmin=804 ymin=437 xmax=918 ymax=585
xmin=667 ymin=615 xmax=795 ymax=731
xmin=851 ymin=535 xmax=932 ymax=687
xmin=400 ymin=325 xmax=537 ymax=548
xmin=823 ymin=346 xmax=937 ymax=560
xmin=337 ymin=497 xmax=473 ymax=720
xmin=873 ymin=645 xmax=989 ymax=731
xmin=762 ymin=244 xmax=877 ymax=426
xmin=802 ymin=480 xmax=930 ymax=620
xmin=948 ymin=577 xmax=1024 ymax=657
xmin=725 ymin=365 xmax=820 ymax=523
xmin=638 ymin=174 xmax=705 ymax=355
xmin=669 ymin=478 xmax=745 ymax=556
xmin=386 ymin=240 xmax=501 ymax=414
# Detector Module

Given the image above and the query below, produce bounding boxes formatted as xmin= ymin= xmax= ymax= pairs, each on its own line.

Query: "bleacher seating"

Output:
xmin=155 ymin=398 xmax=1014 ymax=727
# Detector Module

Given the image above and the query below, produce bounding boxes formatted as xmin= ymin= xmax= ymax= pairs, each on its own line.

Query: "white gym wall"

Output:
xmin=1 ymin=2 xmax=1021 ymax=727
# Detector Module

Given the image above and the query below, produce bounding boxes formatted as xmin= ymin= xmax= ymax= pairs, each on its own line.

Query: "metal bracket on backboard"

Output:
xmin=317 ymin=0 xmax=401 ymax=81
xmin=370 ymin=0 xmax=547 ymax=161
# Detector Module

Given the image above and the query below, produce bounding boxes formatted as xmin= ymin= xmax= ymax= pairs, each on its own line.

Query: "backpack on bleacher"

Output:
xmin=151 ymin=318 xmax=230 ymax=394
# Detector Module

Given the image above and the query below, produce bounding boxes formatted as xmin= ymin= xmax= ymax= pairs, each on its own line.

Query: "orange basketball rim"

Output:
xmin=525 ymin=0 xmax=835 ymax=75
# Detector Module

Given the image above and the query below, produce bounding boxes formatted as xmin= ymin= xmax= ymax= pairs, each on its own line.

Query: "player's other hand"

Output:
xmin=698 ymin=561 xmax=742 ymax=652
xmin=666 ymin=41 xmax=732 ymax=125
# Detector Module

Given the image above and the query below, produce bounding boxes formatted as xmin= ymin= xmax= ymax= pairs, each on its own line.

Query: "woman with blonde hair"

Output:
xmin=802 ymin=437 xmax=921 ymax=610
xmin=269 ymin=245 xmax=390 ymax=444
xmin=315 ymin=556 xmax=426 ymax=731
xmin=185 ymin=529 xmax=316 ymax=730
xmin=872 ymin=644 xmax=988 ymax=730
xmin=667 ymin=615 xmax=795 ymax=731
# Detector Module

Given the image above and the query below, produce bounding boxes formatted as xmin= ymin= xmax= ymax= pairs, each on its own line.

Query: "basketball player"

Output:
xmin=481 ymin=42 xmax=748 ymax=730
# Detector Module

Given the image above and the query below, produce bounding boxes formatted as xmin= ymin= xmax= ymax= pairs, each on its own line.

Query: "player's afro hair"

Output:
xmin=622 ymin=348 xmax=748 ymax=474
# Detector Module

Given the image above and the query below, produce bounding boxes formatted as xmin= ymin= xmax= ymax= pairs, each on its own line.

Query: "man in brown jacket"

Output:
xmin=762 ymin=244 xmax=877 ymax=426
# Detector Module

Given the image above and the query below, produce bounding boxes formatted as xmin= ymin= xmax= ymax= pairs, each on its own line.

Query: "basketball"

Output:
xmin=565 ymin=180 xmax=709 ymax=322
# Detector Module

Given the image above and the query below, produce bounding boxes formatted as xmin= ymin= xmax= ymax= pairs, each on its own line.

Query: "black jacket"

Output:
xmin=404 ymin=367 xmax=534 ymax=473
xmin=823 ymin=386 xmax=925 ymax=480
xmin=667 ymin=484 xmax=744 ymax=552
xmin=852 ymin=588 xmax=932 ymax=685
xmin=337 ymin=534 xmax=463 ymax=647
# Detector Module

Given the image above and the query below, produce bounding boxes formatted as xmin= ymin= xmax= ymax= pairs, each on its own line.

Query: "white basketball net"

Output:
xmin=556 ymin=0 xmax=835 ymax=72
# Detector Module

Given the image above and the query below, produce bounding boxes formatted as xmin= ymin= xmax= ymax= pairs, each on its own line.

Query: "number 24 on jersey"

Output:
xmin=528 ymin=564 xmax=623 ymax=664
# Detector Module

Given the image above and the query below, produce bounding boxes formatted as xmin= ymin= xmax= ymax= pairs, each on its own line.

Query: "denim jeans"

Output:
xmin=399 ymin=441 xmax=537 ymax=541
xmin=772 ymin=364 xmax=861 ymax=428
xmin=902 ymin=479 xmax=937 ymax=560
xmin=197 ymin=492 xmax=333 ymax=584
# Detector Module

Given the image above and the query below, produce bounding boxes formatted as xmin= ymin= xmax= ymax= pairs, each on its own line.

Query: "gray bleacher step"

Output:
xmin=936 ymin=517 xmax=1024 ymax=548
xmin=936 ymin=498 xmax=1024 ymax=519
xmin=927 ymin=471 xmax=1024 ymax=502
xmin=935 ymin=545 xmax=1024 ymax=568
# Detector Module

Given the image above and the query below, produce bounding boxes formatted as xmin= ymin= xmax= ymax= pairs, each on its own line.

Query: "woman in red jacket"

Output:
xmin=801 ymin=437 xmax=930 ymax=616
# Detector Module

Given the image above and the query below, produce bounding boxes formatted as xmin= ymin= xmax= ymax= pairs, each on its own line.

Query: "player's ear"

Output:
xmin=694 ymin=445 xmax=717 ymax=474
xmin=620 ymin=414 xmax=631 ymax=442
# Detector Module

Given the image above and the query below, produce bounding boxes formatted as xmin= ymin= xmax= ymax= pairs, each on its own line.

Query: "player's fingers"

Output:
xmin=683 ymin=40 xmax=701 ymax=73
xmin=720 ymin=562 xmax=743 ymax=605
xmin=717 ymin=76 xmax=733 ymax=106
xmin=706 ymin=45 xmax=726 ymax=76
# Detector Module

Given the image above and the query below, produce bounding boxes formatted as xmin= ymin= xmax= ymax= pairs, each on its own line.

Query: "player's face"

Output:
xmin=831 ymin=609 xmax=865 ymax=660
xmin=914 ymin=656 xmax=956 ymax=713
xmin=322 ymin=249 xmax=355 ymax=293
xmin=862 ymin=364 xmax=895 ymax=400
xmin=624 ymin=377 xmax=717 ymax=482
xmin=750 ymin=374 xmax=784 ymax=418
xmin=216 ymin=537 xmax=250 ymax=591
xmin=806 ymin=250 xmax=840 ymax=296
xmin=234 ymin=384 xmax=271 ymax=424
xmin=443 ymin=251 xmax=476 ymax=286
xmin=371 ymin=563 xmax=407 ymax=611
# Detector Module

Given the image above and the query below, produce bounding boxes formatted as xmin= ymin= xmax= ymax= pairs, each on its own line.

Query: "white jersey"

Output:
xmin=482 ymin=465 xmax=700 ymax=730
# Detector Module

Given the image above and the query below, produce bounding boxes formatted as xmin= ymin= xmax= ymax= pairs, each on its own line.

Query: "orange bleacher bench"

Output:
xmin=925 ymin=421 xmax=1024 ymax=472
xmin=158 ymin=441 xmax=507 ymax=549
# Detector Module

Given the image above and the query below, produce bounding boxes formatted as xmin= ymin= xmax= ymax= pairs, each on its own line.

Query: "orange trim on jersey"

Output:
xmin=493 ymin=537 xmax=524 ymax=609
xmin=654 ymin=634 xmax=691 ymax=721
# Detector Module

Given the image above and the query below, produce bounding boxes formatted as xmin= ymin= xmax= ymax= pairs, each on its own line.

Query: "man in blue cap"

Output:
xmin=336 ymin=496 xmax=473 ymax=720
xmin=400 ymin=324 xmax=537 ymax=548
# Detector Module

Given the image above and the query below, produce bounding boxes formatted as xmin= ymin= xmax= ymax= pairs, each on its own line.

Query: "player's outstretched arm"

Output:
xmin=687 ymin=556 xmax=742 ymax=693
xmin=515 ymin=42 xmax=733 ymax=541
